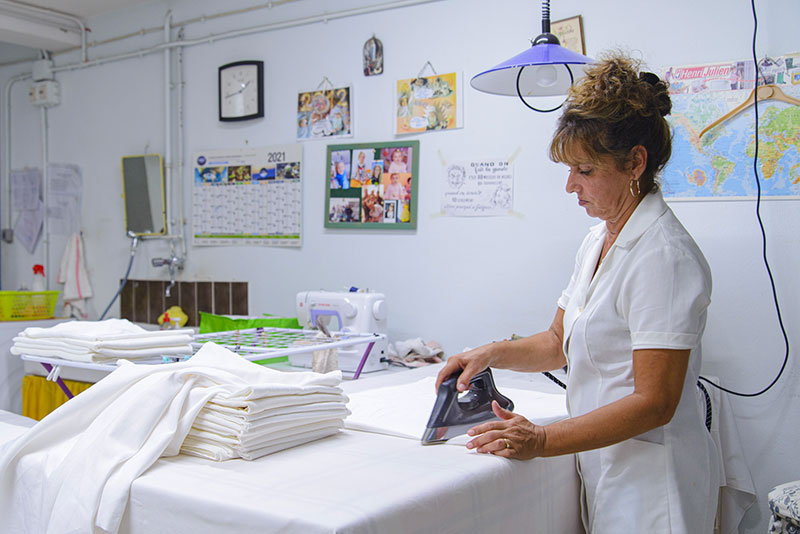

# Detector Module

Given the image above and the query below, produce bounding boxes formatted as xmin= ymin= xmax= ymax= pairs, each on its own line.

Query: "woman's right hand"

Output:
xmin=435 ymin=343 xmax=497 ymax=392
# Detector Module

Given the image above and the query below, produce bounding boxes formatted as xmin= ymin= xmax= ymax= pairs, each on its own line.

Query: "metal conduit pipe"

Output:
xmin=163 ymin=10 xmax=172 ymax=241
xmin=40 ymin=106 xmax=49 ymax=288
xmin=3 ymin=73 xmax=30 ymax=232
xmin=49 ymin=0 xmax=442 ymax=75
xmin=175 ymin=30 xmax=187 ymax=260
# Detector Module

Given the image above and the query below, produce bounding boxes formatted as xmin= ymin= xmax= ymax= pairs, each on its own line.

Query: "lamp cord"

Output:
xmin=541 ymin=0 xmax=551 ymax=34
xmin=697 ymin=0 xmax=790 ymax=397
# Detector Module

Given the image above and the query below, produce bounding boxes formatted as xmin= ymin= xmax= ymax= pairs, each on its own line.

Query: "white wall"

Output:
xmin=2 ymin=0 xmax=799 ymax=531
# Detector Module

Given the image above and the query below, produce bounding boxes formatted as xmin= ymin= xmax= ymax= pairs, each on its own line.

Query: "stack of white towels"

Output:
xmin=10 ymin=318 xmax=194 ymax=363
xmin=182 ymin=353 xmax=349 ymax=461
xmin=0 ymin=342 xmax=349 ymax=534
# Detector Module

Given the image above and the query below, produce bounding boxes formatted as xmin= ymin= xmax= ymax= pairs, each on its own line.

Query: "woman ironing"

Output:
xmin=437 ymin=52 xmax=719 ymax=533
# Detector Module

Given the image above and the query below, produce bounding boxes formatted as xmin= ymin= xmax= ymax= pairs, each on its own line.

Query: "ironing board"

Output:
xmin=21 ymin=327 xmax=385 ymax=399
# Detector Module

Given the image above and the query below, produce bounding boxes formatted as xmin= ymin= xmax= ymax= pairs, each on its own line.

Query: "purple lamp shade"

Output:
xmin=471 ymin=43 xmax=593 ymax=97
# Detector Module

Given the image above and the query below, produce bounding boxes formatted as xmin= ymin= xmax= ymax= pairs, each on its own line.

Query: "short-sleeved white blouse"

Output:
xmin=557 ymin=190 xmax=720 ymax=533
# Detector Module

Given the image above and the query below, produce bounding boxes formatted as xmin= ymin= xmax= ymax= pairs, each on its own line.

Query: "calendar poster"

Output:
xmin=192 ymin=144 xmax=302 ymax=246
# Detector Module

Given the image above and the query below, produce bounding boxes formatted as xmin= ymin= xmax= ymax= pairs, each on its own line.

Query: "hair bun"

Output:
xmin=639 ymin=71 xmax=671 ymax=117
xmin=639 ymin=71 xmax=660 ymax=86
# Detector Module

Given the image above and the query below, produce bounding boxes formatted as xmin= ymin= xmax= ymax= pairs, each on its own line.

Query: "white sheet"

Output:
xmin=10 ymin=341 xmax=193 ymax=362
xmin=120 ymin=430 xmax=581 ymax=534
xmin=344 ymin=375 xmax=568 ymax=444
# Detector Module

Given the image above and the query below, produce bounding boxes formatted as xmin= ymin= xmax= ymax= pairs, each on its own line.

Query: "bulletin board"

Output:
xmin=192 ymin=144 xmax=302 ymax=246
xmin=325 ymin=141 xmax=419 ymax=229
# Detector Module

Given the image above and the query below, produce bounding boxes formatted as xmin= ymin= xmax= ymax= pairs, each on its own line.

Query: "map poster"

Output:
xmin=441 ymin=158 xmax=514 ymax=216
xmin=297 ymin=86 xmax=352 ymax=140
xmin=660 ymin=55 xmax=800 ymax=200
xmin=192 ymin=144 xmax=302 ymax=246
xmin=395 ymin=72 xmax=463 ymax=135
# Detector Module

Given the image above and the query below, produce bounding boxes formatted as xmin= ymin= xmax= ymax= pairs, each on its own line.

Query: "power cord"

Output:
xmin=697 ymin=0 xmax=790 ymax=397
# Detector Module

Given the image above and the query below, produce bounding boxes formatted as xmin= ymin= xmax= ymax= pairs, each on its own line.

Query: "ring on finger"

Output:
xmin=503 ymin=438 xmax=511 ymax=450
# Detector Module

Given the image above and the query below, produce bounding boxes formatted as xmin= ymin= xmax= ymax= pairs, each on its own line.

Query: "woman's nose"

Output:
xmin=565 ymin=172 xmax=578 ymax=194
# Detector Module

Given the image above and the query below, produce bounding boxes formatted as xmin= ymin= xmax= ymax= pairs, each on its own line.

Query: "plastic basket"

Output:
xmin=0 ymin=290 xmax=59 ymax=321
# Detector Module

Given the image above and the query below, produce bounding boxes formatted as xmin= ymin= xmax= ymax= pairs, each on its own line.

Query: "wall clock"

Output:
xmin=218 ymin=60 xmax=264 ymax=121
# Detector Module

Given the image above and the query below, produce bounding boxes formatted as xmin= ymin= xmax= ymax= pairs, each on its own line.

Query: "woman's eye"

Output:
xmin=579 ymin=169 xmax=593 ymax=176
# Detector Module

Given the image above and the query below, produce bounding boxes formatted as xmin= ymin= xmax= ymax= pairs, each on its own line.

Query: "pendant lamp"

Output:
xmin=470 ymin=0 xmax=593 ymax=112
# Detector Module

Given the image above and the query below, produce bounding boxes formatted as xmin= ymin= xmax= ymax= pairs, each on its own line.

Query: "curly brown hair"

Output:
xmin=549 ymin=52 xmax=672 ymax=196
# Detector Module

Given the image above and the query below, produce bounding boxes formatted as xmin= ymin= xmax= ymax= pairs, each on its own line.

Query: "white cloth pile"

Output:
xmin=387 ymin=337 xmax=445 ymax=367
xmin=0 ymin=342 xmax=347 ymax=534
xmin=10 ymin=318 xmax=194 ymax=363
xmin=182 ymin=361 xmax=349 ymax=461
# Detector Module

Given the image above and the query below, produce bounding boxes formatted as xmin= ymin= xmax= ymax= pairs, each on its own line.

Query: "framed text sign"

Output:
xmin=325 ymin=140 xmax=419 ymax=229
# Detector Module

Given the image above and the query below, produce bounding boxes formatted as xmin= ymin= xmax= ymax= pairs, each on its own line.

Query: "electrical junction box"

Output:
xmin=29 ymin=80 xmax=60 ymax=107
xmin=32 ymin=59 xmax=54 ymax=82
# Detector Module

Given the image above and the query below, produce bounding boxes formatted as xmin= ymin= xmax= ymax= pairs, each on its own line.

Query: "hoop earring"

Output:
xmin=629 ymin=179 xmax=641 ymax=199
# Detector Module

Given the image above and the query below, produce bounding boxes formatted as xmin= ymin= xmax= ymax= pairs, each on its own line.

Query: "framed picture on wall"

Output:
xmin=325 ymin=140 xmax=419 ymax=229
xmin=550 ymin=15 xmax=585 ymax=55
xmin=394 ymin=72 xmax=463 ymax=135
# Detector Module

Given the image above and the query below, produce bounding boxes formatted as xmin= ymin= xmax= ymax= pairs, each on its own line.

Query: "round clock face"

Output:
xmin=220 ymin=62 xmax=261 ymax=120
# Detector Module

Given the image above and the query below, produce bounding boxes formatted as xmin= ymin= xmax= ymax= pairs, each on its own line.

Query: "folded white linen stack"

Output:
xmin=181 ymin=364 xmax=349 ymax=461
xmin=0 ymin=342 xmax=347 ymax=534
xmin=10 ymin=318 xmax=194 ymax=362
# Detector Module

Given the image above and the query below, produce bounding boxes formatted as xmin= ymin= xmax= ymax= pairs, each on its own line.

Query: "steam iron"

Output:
xmin=421 ymin=368 xmax=514 ymax=445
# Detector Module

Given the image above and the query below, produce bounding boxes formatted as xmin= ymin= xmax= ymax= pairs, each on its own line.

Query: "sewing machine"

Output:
xmin=294 ymin=290 xmax=388 ymax=373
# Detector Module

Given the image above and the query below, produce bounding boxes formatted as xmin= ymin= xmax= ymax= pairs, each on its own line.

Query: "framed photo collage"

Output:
xmin=325 ymin=141 xmax=419 ymax=229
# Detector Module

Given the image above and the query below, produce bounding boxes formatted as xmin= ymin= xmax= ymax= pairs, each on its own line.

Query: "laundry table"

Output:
xmin=1 ymin=364 xmax=582 ymax=533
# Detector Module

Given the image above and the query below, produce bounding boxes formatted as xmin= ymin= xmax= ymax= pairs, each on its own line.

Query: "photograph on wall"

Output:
xmin=297 ymin=86 xmax=352 ymax=140
xmin=325 ymin=141 xmax=419 ymax=229
xmin=192 ymin=144 xmax=303 ymax=247
xmin=394 ymin=72 xmax=462 ymax=135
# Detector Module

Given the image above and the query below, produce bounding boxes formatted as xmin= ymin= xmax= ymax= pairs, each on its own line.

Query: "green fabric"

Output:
xmin=198 ymin=312 xmax=302 ymax=365
xmin=198 ymin=311 xmax=301 ymax=334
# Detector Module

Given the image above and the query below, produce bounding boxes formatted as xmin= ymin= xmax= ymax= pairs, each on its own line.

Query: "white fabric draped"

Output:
xmin=0 ymin=342 xmax=345 ymax=534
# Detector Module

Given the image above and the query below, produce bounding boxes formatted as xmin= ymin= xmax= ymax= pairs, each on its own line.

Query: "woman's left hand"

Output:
xmin=466 ymin=401 xmax=546 ymax=460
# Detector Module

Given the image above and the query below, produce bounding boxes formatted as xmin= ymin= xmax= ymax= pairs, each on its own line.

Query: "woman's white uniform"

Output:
xmin=558 ymin=191 xmax=720 ymax=533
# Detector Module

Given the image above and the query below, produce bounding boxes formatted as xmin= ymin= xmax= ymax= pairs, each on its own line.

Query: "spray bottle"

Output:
xmin=31 ymin=264 xmax=47 ymax=315
xmin=32 ymin=264 xmax=46 ymax=291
